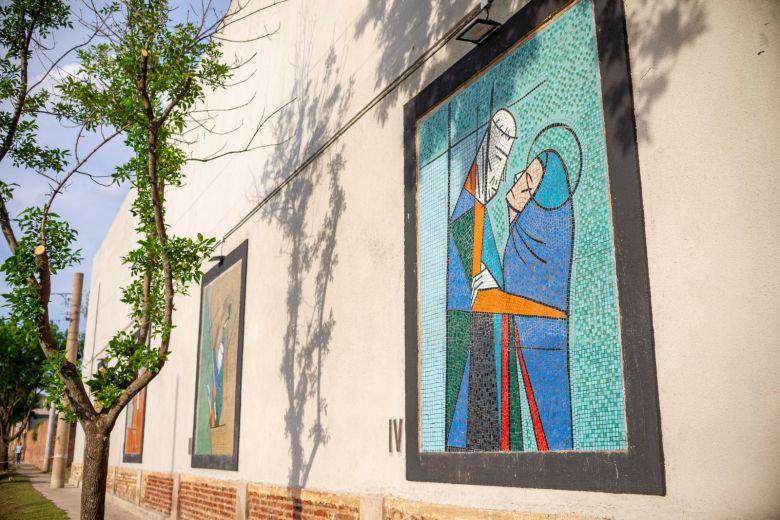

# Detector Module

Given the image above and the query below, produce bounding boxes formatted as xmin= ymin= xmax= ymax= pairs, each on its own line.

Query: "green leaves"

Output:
xmin=85 ymin=331 xmax=162 ymax=410
xmin=0 ymin=1 xmax=70 ymax=53
xmin=120 ymin=233 xmax=215 ymax=342
xmin=56 ymin=0 xmax=230 ymax=145
xmin=0 ymin=319 xmax=50 ymax=431
xmin=0 ymin=206 xmax=81 ymax=322
xmin=40 ymin=348 xmax=77 ymax=422
xmin=48 ymin=0 xmax=226 ymax=411
xmin=1 ymin=0 xmax=233 ymax=420
xmin=0 ymin=1 xmax=71 ymax=171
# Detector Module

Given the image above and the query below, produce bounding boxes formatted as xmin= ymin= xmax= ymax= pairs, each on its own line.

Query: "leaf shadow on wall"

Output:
xmin=354 ymin=0 xmax=464 ymax=125
xmin=355 ymin=0 xmax=708 ymax=150
xmin=599 ymin=0 xmax=708 ymax=153
xmin=256 ymin=5 xmax=352 ymax=492
xmin=354 ymin=0 xmax=546 ymax=125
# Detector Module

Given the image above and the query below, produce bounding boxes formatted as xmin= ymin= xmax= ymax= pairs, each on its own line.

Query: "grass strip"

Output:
xmin=0 ymin=471 xmax=68 ymax=520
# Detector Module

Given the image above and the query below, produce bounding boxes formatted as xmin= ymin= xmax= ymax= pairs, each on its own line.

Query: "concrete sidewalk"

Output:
xmin=16 ymin=464 xmax=143 ymax=520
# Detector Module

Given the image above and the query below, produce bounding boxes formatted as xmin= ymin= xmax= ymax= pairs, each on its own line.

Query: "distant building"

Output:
xmin=19 ymin=411 xmax=75 ymax=470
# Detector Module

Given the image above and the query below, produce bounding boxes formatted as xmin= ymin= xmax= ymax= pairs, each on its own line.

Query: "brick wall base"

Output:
xmin=247 ymin=484 xmax=359 ymax=520
xmin=114 ymin=468 xmax=138 ymax=502
xmin=68 ymin=464 xmax=596 ymax=520
xmin=69 ymin=462 xmax=83 ymax=484
xmin=383 ymin=499 xmax=603 ymax=520
xmin=178 ymin=476 xmax=237 ymax=520
xmin=143 ymin=472 xmax=175 ymax=516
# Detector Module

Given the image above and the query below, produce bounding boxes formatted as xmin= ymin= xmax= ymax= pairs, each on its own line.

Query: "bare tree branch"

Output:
xmin=181 ymin=114 xmax=244 ymax=136
xmin=74 ymin=170 xmax=115 ymax=187
xmin=193 ymin=0 xmax=288 ymax=47
xmin=223 ymin=68 xmax=257 ymax=88
xmin=25 ymin=27 xmax=100 ymax=95
xmin=74 ymin=123 xmax=87 ymax=162
xmin=80 ymin=0 xmax=122 ymax=43
xmin=189 ymin=91 xmax=256 ymax=113
xmin=186 ymin=97 xmax=295 ymax=162
xmin=213 ymin=24 xmax=278 ymax=43
xmin=40 ymin=129 xmax=122 ymax=249
xmin=187 ymin=137 xmax=292 ymax=162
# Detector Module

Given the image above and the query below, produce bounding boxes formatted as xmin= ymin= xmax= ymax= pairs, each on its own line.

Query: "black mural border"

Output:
xmin=190 ymin=239 xmax=248 ymax=471
xmin=404 ymin=0 xmax=665 ymax=494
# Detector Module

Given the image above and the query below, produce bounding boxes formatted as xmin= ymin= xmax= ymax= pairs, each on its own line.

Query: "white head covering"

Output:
xmin=475 ymin=109 xmax=517 ymax=203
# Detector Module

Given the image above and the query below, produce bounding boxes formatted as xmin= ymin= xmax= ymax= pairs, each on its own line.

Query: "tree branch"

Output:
xmin=137 ymin=272 xmax=152 ymax=348
xmin=25 ymin=26 xmax=100 ymax=96
xmin=39 ymin=129 xmax=122 ymax=249
xmin=0 ymin=195 xmax=19 ymax=253
xmin=188 ymin=91 xmax=256 ymax=114
xmin=212 ymin=24 xmax=278 ymax=44
xmin=187 ymin=137 xmax=292 ymax=162
xmin=137 ymin=48 xmax=155 ymax=124
xmin=80 ymin=0 xmax=122 ymax=44
xmin=74 ymin=170 xmax=114 ymax=187
xmin=193 ymin=0 xmax=288 ymax=48
xmin=0 ymin=3 xmax=44 ymax=164
xmin=182 ymin=114 xmax=244 ymax=137
xmin=32 ymin=306 xmax=97 ymax=422
xmin=8 ymin=405 xmax=35 ymax=442
xmin=187 ymin=97 xmax=295 ymax=162
xmin=158 ymin=76 xmax=192 ymax=125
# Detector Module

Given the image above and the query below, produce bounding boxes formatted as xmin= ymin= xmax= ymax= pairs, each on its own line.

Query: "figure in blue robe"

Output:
xmin=448 ymin=148 xmax=575 ymax=451
xmin=503 ymin=149 xmax=574 ymax=450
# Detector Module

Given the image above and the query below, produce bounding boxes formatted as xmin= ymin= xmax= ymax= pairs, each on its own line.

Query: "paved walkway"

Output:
xmin=16 ymin=464 xmax=143 ymax=520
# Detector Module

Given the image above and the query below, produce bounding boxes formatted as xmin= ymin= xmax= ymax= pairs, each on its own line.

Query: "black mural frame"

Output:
xmin=190 ymin=240 xmax=248 ymax=471
xmin=404 ymin=0 xmax=665 ymax=494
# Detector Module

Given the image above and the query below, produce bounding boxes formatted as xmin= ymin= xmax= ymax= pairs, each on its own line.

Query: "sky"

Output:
xmin=0 ymin=0 xmax=230 ymax=333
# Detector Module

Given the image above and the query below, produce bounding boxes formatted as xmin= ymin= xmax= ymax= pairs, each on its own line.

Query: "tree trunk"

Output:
xmin=80 ymin=428 xmax=110 ymax=520
xmin=0 ymin=436 xmax=8 ymax=471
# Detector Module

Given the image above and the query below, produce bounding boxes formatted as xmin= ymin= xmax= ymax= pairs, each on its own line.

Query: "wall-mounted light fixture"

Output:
xmin=208 ymin=255 xmax=225 ymax=265
xmin=457 ymin=0 xmax=501 ymax=45
xmin=456 ymin=18 xmax=501 ymax=44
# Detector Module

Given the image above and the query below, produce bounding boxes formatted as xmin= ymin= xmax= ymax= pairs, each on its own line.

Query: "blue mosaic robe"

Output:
xmin=503 ymin=150 xmax=574 ymax=450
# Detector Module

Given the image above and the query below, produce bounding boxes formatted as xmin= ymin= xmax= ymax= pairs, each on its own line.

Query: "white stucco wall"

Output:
xmin=74 ymin=0 xmax=780 ymax=518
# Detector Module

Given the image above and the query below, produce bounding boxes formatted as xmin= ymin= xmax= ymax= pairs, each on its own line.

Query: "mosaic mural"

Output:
xmin=123 ymin=385 xmax=146 ymax=463
xmin=417 ymin=0 xmax=627 ymax=453
xmin=193 ymin=250 xmax=245 ymax=467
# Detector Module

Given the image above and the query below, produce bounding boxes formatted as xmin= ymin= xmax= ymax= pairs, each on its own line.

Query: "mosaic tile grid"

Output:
xmin=448 ymin=133 xmax=479 ymax=215
xmin=417 ymin=0 xmax=627 ymax=453
xmin=418 ymin=154 xmax=449 ymax=452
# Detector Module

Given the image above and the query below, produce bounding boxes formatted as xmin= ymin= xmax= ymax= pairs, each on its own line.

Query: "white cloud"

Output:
xmin=29 ymin=62 xmax=83 ymax=96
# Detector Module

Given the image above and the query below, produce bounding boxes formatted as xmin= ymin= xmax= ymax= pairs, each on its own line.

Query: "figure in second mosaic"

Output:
xmin=417 ymin=0 xmax=627 ymax=453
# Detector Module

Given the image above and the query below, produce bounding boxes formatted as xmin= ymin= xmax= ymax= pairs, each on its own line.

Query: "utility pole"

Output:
xmin=41 ymin=404 xmax=56 ymax=472
xmin=50 ymin=272 xmax=83 ymax=488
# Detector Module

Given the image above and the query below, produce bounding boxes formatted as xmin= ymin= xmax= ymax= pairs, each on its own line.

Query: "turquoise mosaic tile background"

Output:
xmin=419 ymin=153 xmax=448 ymax=451
xmin=417 ymin=0 xmax=627 ymax=452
